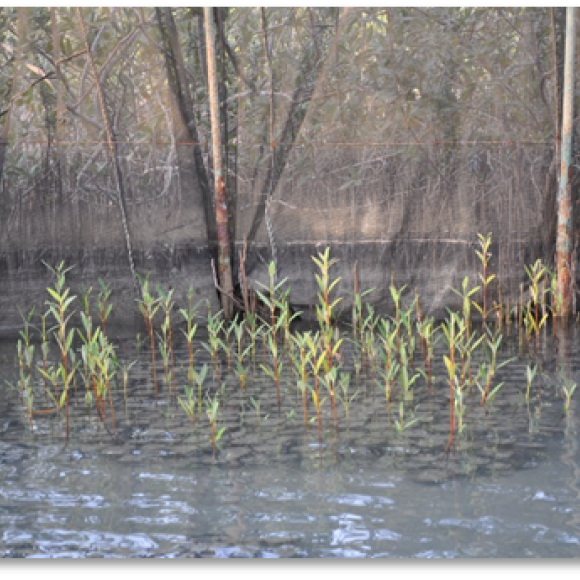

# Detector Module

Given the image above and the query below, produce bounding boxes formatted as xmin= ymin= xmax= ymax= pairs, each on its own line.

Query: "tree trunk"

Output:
xmin=557 ymin=7 xmax=576 ymax=319
xmin=155 ymin=7 xmax=215 ymax=245
xmin=76 ymin=8 xmax=140 ymax=299
xmin=205 ymin=7 xmax=234 ymax=319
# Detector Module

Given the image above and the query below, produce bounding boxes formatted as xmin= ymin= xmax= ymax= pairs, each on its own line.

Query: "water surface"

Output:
xmin=1 ymin=323 xmax=580 ymax=558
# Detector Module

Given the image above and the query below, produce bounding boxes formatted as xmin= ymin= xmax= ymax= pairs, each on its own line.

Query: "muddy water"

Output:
xmin=1 ymin=323 xmax=580 ymax=558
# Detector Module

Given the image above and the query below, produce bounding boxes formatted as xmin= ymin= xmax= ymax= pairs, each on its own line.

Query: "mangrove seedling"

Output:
xmin=305 ymin=332 xmax=327 ymax=398
xmin=203 ymin=309 xmax=225 ymax=379
xmin=17 ymin=308 xmax=34 ymax=396
xmin=43 ymin=361 xmax=78 ymax=434
xmin=80 ymin=285 xmax=93 ymax=319
xmin=312 ymin=248 xmax=343 ymax=375
xmin=136 ymin=274 xmax=161 ymax=402
xmin=394 ymin=401 xmax=418 ymax=434
xmin=178 ymin=385 xmax=197 ymax=425
xmin=416 ymin=316 xmax=438 ymax=390
xmin=525 ymin=364 xmax=538 ymax=402
xmin=443 ymin=353 xmax=458 ymax=449
xmin=157 ymin=286 xmax=176 ymax=392
xmin=193 ymin=363 xmax=209 ymax=414
xmin=277 ymin=284 xmax=301 ymax=355
xmin=310 ymin=386 xmax=326 ymax=439
xmin=120 ymin=360 xmax=137 ymax=404
xmin=475 ymin=233 xmax=495 ymax=324
xmin=456 ymin=328 xmax=484 ymax=393
xmin=96 ymin=278 xmax=113 ymax=335
xmin=378 ymin=318 xmax=396 ymax=382
xmin=378 ymin=360 xmax=400 ymax=408
xmin=232 ymin=315 xmax=245 ymax=366
xmin=398 ymin=342 xmax=421 ymax=402
xmin=180 ymin=287 xmax=199 ymax=386
xmin=363 ymin=327 xmax=378 ymax=385
xmin=260 ymin=333 xmax=284 ymax=410
xmin=206 ymin=394 xmax=225 ymax=457
xmin=223 ymin=316 xmax=237 ymax=371
xmin=312 ymin=247 xmax=342 ymax=329
xmin=452 ymin=376 xmax=468 ymax=435
xmin=18 ymin=306 xmax=34 ymax=348
xmin=360 ymin=304 xmax=378 ymax=375
xmin=234 ymin=362 xmax=248 ymax=390
xmin=561 ymin=378 xmax=578 ymax=413
xmin=291 ymin=332 xmax=313 ymax=385
xmin=93 ymin=332 xmax=118 ymax=437
xmin=524 ymin=260 xmax=546 ymax=332
xmin=69 ymin=350 xmax=79 ymax=396
xmin=400 ymin=304 xmax=417 ymax=367
xmin=475 ymin=365 xmax=505 ymax=408
xmin=158 ymin=327 xmax=171 ymax=394
xmin=451 ymin=276 xmax=480 ymax=336
xmin=38 ymin=363 xmax=61 ymax=409
xmin=320 ymin=366 xmax=339 ymax=428
xmin=389 ymin=282 xmax=407 ymax=349
xmin=250 ymin=396 xmax=268 ymax=425
xmin=44 ymin=261 xmax=77 ymax=440
xmin=246 ymin=311 xmax=260 ymax=370
xmin=39 ymin=311 xmax=50 ymax=390
xmin=79 ymin=325 xmax=100 ymax=408
xmin=337 ymin=372 xmax=358 ymax=425
xmin=255 ymin=260 xmax=289 ymax=354
xmin=352 ymin=282 xmax=375 ymax=344
xmin=524 ymin=308 xmax=548 ymax=344
xmin=441 ymin=310 xmax=465 ymax=445
xmin=480 ymin=330 xmax=515 ymax=405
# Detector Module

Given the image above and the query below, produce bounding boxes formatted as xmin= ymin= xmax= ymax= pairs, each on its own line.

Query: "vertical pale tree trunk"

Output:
xmin=260 ymin=8 xmax=277 ymax=272
xmin=204 ymin=7 xmax=234 ymax=319
xmin=76 ymin=8 xmax=140 ymax=298
xmin=557 ymin=7 xmax=576 ymax=319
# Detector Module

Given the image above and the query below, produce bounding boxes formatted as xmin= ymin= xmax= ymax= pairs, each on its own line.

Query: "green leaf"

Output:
xmin=63 ymin=295 xmax=77 ymax=311
xmin=315 ymin=274 xmax=324 ymax=292
xmin=488 ymin=382 xmax=504 ymax=401
xmin=46 ymin=287 xmax=62 ymax=302
xmin=65 ymin=329 xmax=76 ymax=352
xmin=260 ymin=364 xmax=275 ymax=379
xmin=178 ymin=397 xmax=193 ymax=417
xmin=328 ymin=277 xmax=342 ymax=293
xmin=254 ymin=289 xmax=271 ymax=308
xmin=496 ymin=357 xmax=516 ymax=370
